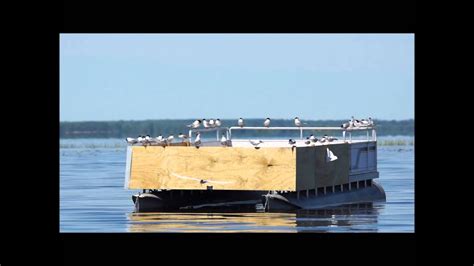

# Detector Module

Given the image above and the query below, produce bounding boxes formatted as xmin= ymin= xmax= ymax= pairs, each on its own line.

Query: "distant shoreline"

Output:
xmin=60 ymin=119 xmax=414 ymax=138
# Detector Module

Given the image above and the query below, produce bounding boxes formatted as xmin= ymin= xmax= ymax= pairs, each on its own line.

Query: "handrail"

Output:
xmin=229 ymin=126 xmax=376 ymax=141
xmin=188 ymin=126 xmax=376 ymax=142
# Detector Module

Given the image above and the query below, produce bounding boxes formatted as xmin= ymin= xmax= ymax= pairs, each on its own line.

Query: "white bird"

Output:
xmin=288 ymin=139 xmax=296 ymax=145
xmin=319 ymin=135 xmax=328 ymax=143
xmin=326 ymin=148 xmax=338 ymax=162
xmin=368 ymin=117 xmax=374 ymax=126
xmin=178 ymin=133 xmax=189 ymax=142
xmin=125 ymin=137 xmax=138 ymax=145
xmin=202 ymin=119 xmax=210 ymax=128
xmin=360 ymin=117 xmax=374 ymax=127
xmin=220 ymin=135 xmax=227 ymax=146
xmin=304 ymin=137 xmax=311 ymax=145
xmin=294 ymin=117 xmax=305 ymax=127
xmin=209 ymin=119 xmax=215 ymax=128
xmin=156 ymin=135 xmax=163 ymax=142
xmin=144 ymin=135 xmax=154 ymax=144
xmin=341 ymin=122 xmax=350 ymax=129
xmin=238 ymin=118 xmax=244 ymax=128
xmin=187 ymin=119 xmax=201 ymax=128
xmin=194 ymin=132 xmax=202 ymax=148
xmin=309 ymin=134 xmax=316 ymax=141
xmin=137 ymin=135 xmax=146 ymax=144
xmin=249 ymin=139 xmax=263 ymax=149
xmin=327 ymin=136 xmax=338 ymax=142
xmin=264 ymin=118 xmax=271 ymax=127
xmin=351 ymin=116 xmax=362 ymax=127
xmin=167 ymin=135 xmax=174 ymax=144
xmin=215 ymin=119 xmax=222 ymax=127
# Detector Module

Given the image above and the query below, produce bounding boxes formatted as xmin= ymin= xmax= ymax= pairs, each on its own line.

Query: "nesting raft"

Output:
xmin=126 ymin=142 xmax=351 ymax=191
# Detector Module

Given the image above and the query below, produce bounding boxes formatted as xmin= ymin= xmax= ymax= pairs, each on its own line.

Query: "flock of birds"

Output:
xmin=250 ymin=134 xmax=339 ymax=150
xmin=125 ymin=116 xmax=375 ymax=149
xmin=341 ymin=116 xmax=375 ymax=129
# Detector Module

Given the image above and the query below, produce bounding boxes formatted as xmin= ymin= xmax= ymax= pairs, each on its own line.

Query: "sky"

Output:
xmin=60 ymin=34 xmax=414 ymax=121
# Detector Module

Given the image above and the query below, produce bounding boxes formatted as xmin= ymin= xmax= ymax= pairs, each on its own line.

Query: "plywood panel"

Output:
xmin=128 ymin=146 xmax=296 ymax=191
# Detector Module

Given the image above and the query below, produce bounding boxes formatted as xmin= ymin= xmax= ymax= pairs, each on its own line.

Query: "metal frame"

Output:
xmin=189 ymin=126 xmax=376 ymax=142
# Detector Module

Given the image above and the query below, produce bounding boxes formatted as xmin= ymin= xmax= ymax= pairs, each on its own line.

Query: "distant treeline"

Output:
xmin=60 ymin=119 xmax=414 ymax=138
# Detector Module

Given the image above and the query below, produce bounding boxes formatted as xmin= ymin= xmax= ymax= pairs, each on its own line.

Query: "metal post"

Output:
xmin=343 ymin=131 xmax=346 ymax=141
xmin=315 ymin=187 xmax=318 ymax=196
xmin=300 ymin=128 xmax=303 ymax=139
xmin=349 ymin=182 xmax=351 ymax=191
xmin=306 ymin=189 xmax=309 ymax=198
xmin=297 ymin=190 xmax=300 ymax=200
xmin=324 ymin=187 xmax=326 ymax=195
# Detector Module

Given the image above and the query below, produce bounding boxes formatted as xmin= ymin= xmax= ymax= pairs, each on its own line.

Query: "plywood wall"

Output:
xmin=128 ymin=146 xmax=297 ymax=191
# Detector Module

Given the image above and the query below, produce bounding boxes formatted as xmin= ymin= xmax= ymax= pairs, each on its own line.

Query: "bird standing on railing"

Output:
xmin=294 ymin=117 xmax=302 ymax=127
xmin=209 ymin=119 xmax=215 ymax=128
xmin=360 ymin=117 xmax=374 ymax=127
xmin=238 ymin=118 xmax=244 ymax=128
xmin=215 ymin=119 xmax=222 ymax=127
xmin=187 ymin=119 xmax=201 ymax=128
xmin=203 ymin=119 xmax=210 ymax=128
xmin=264 ymin=118 xmax=271 ymax=127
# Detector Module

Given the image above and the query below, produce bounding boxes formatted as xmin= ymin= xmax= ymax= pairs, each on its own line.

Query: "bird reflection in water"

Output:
xmin=127 ymin=202 xmax=383 ymax=233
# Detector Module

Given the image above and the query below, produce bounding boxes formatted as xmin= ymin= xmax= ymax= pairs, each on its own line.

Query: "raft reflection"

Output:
xmin=127 ymin=203 xmax=383 ymax=232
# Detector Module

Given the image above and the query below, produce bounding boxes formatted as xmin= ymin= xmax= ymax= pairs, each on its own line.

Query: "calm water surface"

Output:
xmin=60 ymin=137 xmax=414 ymax=232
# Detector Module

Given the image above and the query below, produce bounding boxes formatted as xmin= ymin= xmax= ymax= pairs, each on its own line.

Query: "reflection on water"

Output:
xmin=127 ymin=203 xmax=382 ymax=233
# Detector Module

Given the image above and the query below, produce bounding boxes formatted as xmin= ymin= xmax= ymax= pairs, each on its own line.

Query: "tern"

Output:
xmin=249 ymin=139 xmax=263 ymax=149
xmin=178 ymin=133 xmax=189 ymax=142
xmin=126 ymin=137 xmax=138 ymax=145
xmin=263 ymin=118 xmax=271 ymax=127
xmin=202 ymin=119 xmax=210 ymax=128
xmin=220 ymin=135 xmax=227 ymax=146
xmin=288 ymin=139 xmax=296 ymax=145
xmin=215 ymin=119 xmax=222 ymax=127
xmin=238 ymin=118 xmax=244 ymax=128
xmin=294 ymin=117 xmax=306 ymax=127
xmin=194 ymin=132 xmax=202 ymax=148
xmin=187 ymin=119 xmax=201 ymax=128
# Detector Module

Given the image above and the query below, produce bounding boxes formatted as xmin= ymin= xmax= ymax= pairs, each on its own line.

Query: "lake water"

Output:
xmin=60 ymin=137 xmax=414 ymax=232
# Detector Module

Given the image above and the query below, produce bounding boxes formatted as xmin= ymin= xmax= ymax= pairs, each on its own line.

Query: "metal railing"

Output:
xmin=189 ymin=126 xmax=376 ymax=142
